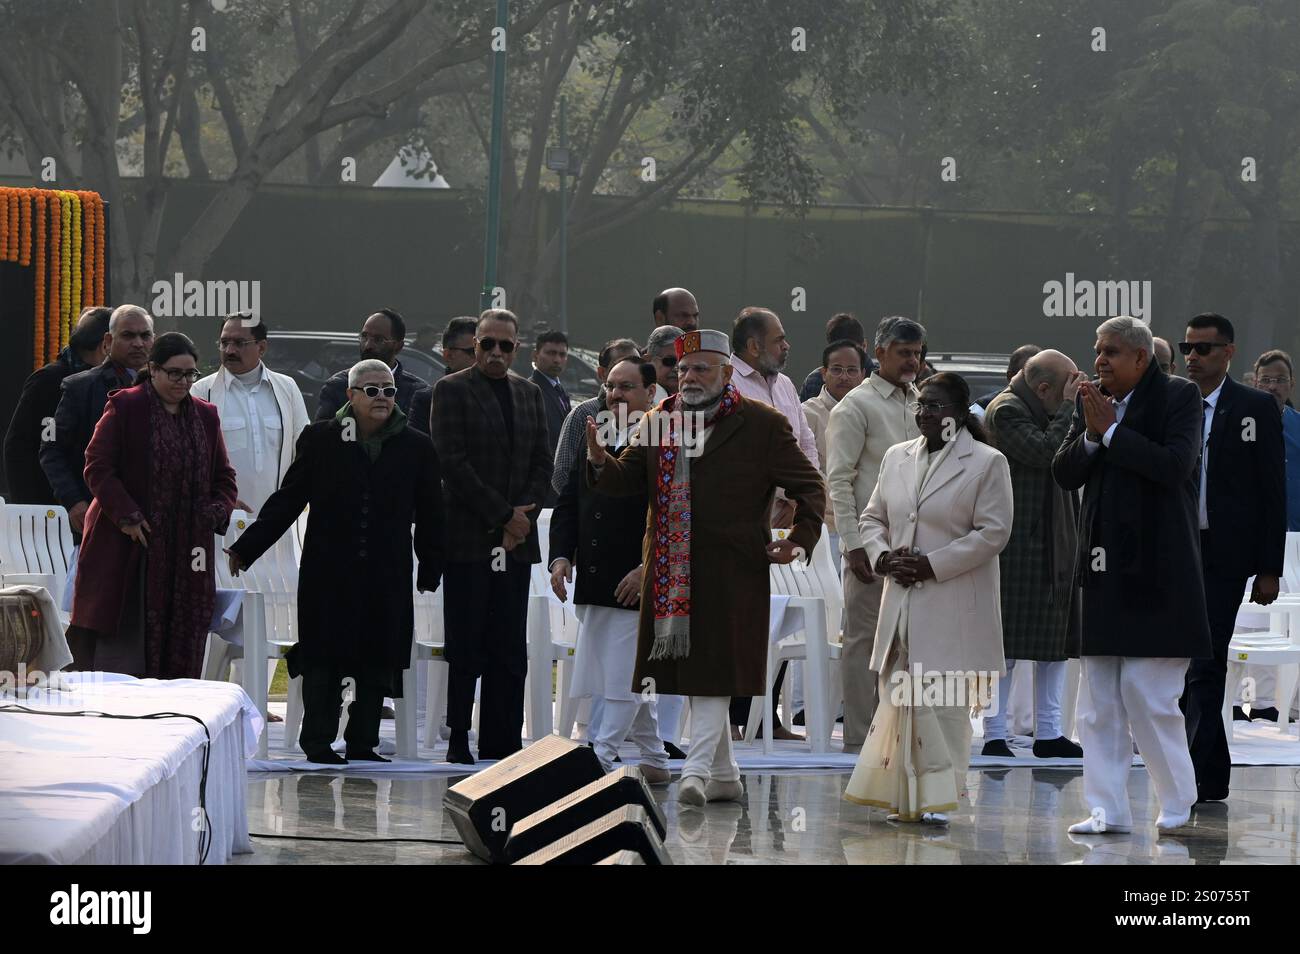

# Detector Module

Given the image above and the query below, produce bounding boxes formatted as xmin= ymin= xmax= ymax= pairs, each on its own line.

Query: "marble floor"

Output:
xmin=236 ymin=764 xmax=1300 ymax=864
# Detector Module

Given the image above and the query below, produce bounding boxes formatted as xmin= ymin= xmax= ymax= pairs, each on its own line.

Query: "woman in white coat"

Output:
xmin=844 ymin=372 xmax=1013 ymax=823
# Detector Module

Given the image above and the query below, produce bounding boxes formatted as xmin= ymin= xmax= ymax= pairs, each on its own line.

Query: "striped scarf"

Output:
xmin=649 ymin=383 xmax=742 ymax=660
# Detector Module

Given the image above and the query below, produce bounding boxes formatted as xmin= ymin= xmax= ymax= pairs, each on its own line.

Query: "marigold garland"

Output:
xmin=58 ymin=193 xmax=72 ymax=358
xmin=68 ymin=193 xmax=82 ymax=315
xmin=1 ymin=186 xmax=107 ymax=367
xmin=33 ymin=195 xmax=46 ymax=366
xmin=48 ymin=194 xmax=61 ymax=364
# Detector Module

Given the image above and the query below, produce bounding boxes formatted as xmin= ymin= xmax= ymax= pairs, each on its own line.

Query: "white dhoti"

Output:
xmin=570 ymin=605 xmax=666 ymax=771
xmin=1077 ymin=656 xmax=1198 ymax=829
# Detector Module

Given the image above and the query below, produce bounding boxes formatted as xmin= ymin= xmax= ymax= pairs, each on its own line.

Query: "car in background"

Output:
xmin=265 ymin=331 xmax=446 ymax=418
xmin=924 ymin=352 xmax=1010 ymax=405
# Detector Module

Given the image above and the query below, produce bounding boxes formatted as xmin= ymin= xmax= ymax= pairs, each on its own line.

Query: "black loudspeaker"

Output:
xmin=503 ymin=766 xmax=666 ymax=862
xmin=513 ymin=805 xmax=673 ymax=865
xmin=443 ymin=735 xmax=603 ymax=863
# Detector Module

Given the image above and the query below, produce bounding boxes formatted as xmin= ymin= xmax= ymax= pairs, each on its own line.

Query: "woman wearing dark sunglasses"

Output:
xmin=68 ymin=332 xmax=239 ymax=680
xmin=226 ymin=358 xmax=445 ymax=764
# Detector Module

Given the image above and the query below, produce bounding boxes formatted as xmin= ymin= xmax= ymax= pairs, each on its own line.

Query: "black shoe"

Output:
xmin=662 ymin=740 xmax=687 ymax=760
xmin=304 ymin=749 xmax=347 ymax=765
xmin=1249 ymin=706 xmax=1279 ymax=723
xmin=1196 ymin=786 xmax=1229 ymax=803
xmin=446 ymin=730 xmax=475 ymax=765
xmin=380 ymin=705 xmax=396 ymax=720
xmin=1232 ymin=705 xmax=1252 ymax=722
xmin=981 ymin=738 xmax=1015 ymax=758
xmin=792 ymin=710 xmax=806 ymax=726
xmin=1032 ymin=736 xmax=1083 ymax=759
xmin=345 ymin=748 xmax=391 ymax=763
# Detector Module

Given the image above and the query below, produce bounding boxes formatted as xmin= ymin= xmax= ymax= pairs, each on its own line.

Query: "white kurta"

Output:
xmin=569 ymin=605 xmax=641 ymax=702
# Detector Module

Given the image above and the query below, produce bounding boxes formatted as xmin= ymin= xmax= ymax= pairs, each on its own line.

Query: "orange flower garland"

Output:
xmin=19 ymin=189 xmax=32 ymax=267
xmin=34 ymin=195 xmax=45 ymax=366
xmin=48 ymin=194 xmax=61 ymax=363
xmin=1 ymin=186 xmax=108 ymax=367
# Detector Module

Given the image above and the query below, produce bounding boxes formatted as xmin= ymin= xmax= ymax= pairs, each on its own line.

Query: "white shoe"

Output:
xmin=639 ymin=764 xmax=671 ymax=785
xmin=1068 ymin=815 xmax=1131 ymax=835
xmin=704 ymin=779 xmax=744 ymax=802
xmin=1156 ymin=810 xmax=1191 ymax=831
xmin=920 ymin=812 xmax=948 ymax=825
xmin=678 ymin=775 xmax=706 ymax=807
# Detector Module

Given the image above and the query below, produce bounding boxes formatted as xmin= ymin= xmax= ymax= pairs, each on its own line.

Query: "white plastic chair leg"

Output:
xmin=201 ymin=634 xmax=235 ymax=681
xmin=284 ymin=675 xmax=304 ymax=753
xmin=1274 ymin=663 xmax=1299 ymax=739
xmin=423 ymin=660 xmax=448 ymax=749
xmin=801 ymin=610 xmax=831 ymax=754
xmin=525 ymin=595 xmax=554 ymax=738
xmin=395 ymin=664 xmax=418 ymax=759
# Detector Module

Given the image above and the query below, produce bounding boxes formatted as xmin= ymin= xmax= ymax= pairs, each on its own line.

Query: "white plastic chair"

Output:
xmin=0 ymin=503 xmax=75 ymax=617
xmin=202 ymin=510 xmax=304 ymax=751
xmin=525 ymin=509 xmax=581 ymax=740
xmin=745 ymin=526 xmax=840 ymax=754
xmin=1225 ymin=535 xmax=1300 ymax=741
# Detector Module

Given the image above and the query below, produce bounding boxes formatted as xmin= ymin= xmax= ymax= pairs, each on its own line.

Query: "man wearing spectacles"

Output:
xmin=431 ymin=309 xmax=554 ymax=764
xmin=1178 ymin=314 xmax=1286 ymax=800
xmin=193 ymin=315 xmax=309 ymax=516
xmin=646 ymin=324 xmax=685 ymax=401
xmin=1254 ymin=350 xmax=1300 ymax=532
xmin=315 ymin=308 xmax=431 ymax=430
xmin=227 ymin=359 xmax=444 ymax=764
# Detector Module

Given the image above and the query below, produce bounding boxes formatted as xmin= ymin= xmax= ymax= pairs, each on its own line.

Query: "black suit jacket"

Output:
xmin=430 ymin=366 xmax=553 ymax=564
xmin=530 ymin=367 xmax=570 ymax=458
xmin=39 ymin=360 xmax=134 ymax=510
xmin=4 ymin=349 xmax=84 ymax=504
xmin=1052 ymin=363 xmax=1212 ymax=658
xmin=549 ymin=443 xmax=647 ymax=608
xmin=1201 ymin=375 xmax=1286 ymax=579
xmin=315 ymin=361 xmax=428 ymax=424
xmin=406 ymin=384 xmax=433 ymax=437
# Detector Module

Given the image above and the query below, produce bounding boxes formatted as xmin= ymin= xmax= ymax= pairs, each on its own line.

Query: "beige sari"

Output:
xmin=844 ymin=440 xmax=975 ymax=820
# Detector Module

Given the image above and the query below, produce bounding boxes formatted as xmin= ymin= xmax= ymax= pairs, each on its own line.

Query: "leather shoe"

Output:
xmin=981 ymin=738 xmax=1015 ymax=758
xmin=1032 ymin=736 xmax=1083 ymax=759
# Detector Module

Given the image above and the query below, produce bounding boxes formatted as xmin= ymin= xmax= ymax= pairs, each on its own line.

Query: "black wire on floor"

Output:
xmin=0 ymin=705 xmax=213 ymax=864
xmin=250 ymin=832 xmax=464 ymax=846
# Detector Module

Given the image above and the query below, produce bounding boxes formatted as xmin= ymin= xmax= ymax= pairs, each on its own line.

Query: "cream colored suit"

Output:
xmin=860 ymin=428 xmax=1012 ymax=676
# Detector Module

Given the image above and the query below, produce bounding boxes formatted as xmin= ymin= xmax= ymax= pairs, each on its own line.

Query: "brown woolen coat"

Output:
xmin=588 ymin=396 xmax=825 ymax=697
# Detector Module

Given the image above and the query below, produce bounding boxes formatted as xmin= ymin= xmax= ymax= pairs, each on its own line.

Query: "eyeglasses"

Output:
xmin=908 ymin=400 xmax=956 ymax=413
xmin=603 ymin=381 xmax=645 ymax=393
xmin=655 ymin=355 xmax=678 ymax=368
xmin=477 ymin=337 xmax=516 ymax=354
xmin=678 ymin=361 xmax=722 ymax=376
xmin=351 ymin=384 xmax=397 ymax=398
xmin=1257 ymin=376 xmax=1292 ymax=386
xmin=358 ymin=333 xmax=395 ymax=346
xmin=825 ymin=365 xmax=863 ymax=377
xmin=1178 ymin=341 xmax=1230 ymax=356
xmin=218 ymin=338 xmax=258 ymax=350
xmin=156 ymin=367 xmax=201 ymax=384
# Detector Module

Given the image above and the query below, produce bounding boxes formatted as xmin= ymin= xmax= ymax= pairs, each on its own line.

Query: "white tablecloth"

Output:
xmin=0 ymin=674 xmax=262 ymax=864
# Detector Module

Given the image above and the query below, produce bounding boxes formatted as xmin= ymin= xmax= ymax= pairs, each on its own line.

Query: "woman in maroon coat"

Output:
xmin=68 ymin=332 xmax=238 ymax=678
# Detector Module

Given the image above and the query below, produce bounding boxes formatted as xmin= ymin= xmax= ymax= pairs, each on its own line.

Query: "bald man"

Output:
xmin=984 ymin=350 xmax=1089 ymax=758
xmin=653 ymin=288 xmax=700 ymax=332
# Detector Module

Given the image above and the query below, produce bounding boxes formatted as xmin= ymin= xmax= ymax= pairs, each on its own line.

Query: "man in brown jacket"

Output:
xmin=586 ymin=329 xmax=824 ymax=807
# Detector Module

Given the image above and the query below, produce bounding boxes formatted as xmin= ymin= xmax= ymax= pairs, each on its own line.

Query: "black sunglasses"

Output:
xmin=1178 ymin=341 xmax=1230 ymax=356
xmin=353 ymin=384 xmax=397 ymax=398
xmin=477 ymin=337 xmax=516 ymax=354
xmin=657 ymin=354 xmax=678 ymax=368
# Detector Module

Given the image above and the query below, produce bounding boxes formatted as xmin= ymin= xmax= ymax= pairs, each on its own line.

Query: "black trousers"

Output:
xmin=1181 ymin=555 xmax=1247 ymax=799
xmin=443 ymin=558 xmax=530 ymax=757
xmin=299 ymin=666 xmax=386 ymax=756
